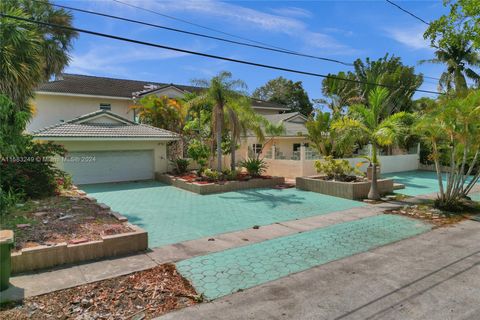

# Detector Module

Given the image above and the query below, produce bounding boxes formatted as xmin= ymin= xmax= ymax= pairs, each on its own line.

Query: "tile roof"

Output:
xmin=36 ymin=73 xmax=288 ymax=109
xmin=33 ymin=110 xmax=179 ymax=140
xmin=262 ymin=112 xmax=308 ymax=136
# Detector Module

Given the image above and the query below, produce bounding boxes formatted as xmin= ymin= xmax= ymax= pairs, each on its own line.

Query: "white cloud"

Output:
xmin=66 ymin=45 xmax=190 ymax=76
xmin=386 ymin=26 xmax=431 ymax=50
xmin=115 ymin=0 xmax=352 ymax=52
xmin=270 ymin=7 xmax=313 ymax=18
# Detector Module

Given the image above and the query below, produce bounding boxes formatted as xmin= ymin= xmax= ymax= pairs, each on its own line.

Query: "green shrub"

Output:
xmin=240 ymin=158 xmax=267 ymax=177
xmin=1 ymin=141 xmax=68 ymax=198
xmin=170 ymin=158 xmax=190 ymax=175
xmin=203 ymin=168 xmax=221 ymax=181
xmin=314 ymin=156 xmax=360 ymax=181
xmin=187 ymin=139 xmax=210 ymax=171
xmin=0 ymin=188 xmax=25 ymax=215
xmin=222 ymin=168 xmax=240 ymax=181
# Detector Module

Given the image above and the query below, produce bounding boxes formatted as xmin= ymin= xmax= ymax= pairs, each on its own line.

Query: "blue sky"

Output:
xmin=60 ymin=0 xmax=450 ymax=101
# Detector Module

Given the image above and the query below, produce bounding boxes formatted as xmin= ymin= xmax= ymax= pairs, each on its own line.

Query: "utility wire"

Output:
xmin=0 ymin=13 xmax=442 ymax=95
xmin=45 ymin=0 xmax=448 ymax=85
xmin=385 ymin=1 xmax=478 ymax=86
xmin=40 ymin=0 xmax=353 ymax=66
xmin=87 ymin=0 xmax=446 ymax=86
xmin=113 ymin=0 xmax=296 ymax=53
xmin=385 ymin=0 xmax=430 ymax=25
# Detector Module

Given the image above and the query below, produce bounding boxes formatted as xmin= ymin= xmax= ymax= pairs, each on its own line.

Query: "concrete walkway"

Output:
xmin=1 ymin=203 xmax=391 ymax=302
xmin=159 ymin=219 xmax=480 ymax=320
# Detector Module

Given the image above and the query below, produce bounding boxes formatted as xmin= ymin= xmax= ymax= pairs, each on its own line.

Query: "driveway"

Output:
xmin=82 ymin=181 xmax=364 ymax=247
xmin=159 ymin=219 xmax=480 ymax=320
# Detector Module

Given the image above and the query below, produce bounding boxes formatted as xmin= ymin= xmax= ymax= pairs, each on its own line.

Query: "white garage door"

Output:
xmin=64 ymin=150 xmax=155 ymax=185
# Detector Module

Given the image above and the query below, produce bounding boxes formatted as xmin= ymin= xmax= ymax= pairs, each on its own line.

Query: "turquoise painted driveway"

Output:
xmin=383 ymin=170 xmax=478 ymax=196
xmin=177 ymin=214 xmax=431 ymax=300
xmin=383 ymin=170 xmax=446 ymax=196
xmin=82 ymin=181 xmax=365 ymax=248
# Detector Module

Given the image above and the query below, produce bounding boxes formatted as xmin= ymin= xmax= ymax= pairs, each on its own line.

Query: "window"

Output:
xmin=252 ymin=144 xmax=263 ymax=154
xmin=293 ymin=143 xmax=308 ymax=152
xmin=99 ymin=103 xmax=111 ymax=111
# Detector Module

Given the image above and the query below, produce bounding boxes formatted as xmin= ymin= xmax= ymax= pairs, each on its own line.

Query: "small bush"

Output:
xmin=1 ymin=141 xmax=68 ymax=199
xmin=170 ymin=158 xmax=190 ymax=175
xmin=222 ymin=168 xmax=240 ymax=181
xmin=0 ymin=188 xmax=25 ymax=215
xmin=314 ymin=156 xmax=360 ymax=181
xmin=203 ymin=168 xmax=221 ymax=181
xmin=187 ymin=139 xmax=210 ymax=171
xmin=240 ymin=158 xmax=267 ymax=177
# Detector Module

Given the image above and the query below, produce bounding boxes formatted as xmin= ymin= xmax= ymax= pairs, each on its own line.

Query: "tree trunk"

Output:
xmin=216 ymin=104 xmax=223 ymax=172
xmin=368 ymin=144 xmax=380 ymax=200
xmin=230 ymin=131 xmax=236 ymax=171
xmin=368 ymin=163 xmax=381 ymax=200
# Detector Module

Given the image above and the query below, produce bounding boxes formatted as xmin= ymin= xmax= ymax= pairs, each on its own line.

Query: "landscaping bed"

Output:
xmin=0 ymin=264 xmax=199 ymax=319
xmin=296 ymin=176 xmax=394 ymax=200
xmin=385 ymin=202 xmax=480 ymax=227
xmin=1 ymin=188 xmax=148 ymax=274
xmin=0 ymin=189 xmax=132 ymax=252
xmin=156 ymin=173 xmax=285 ymax=195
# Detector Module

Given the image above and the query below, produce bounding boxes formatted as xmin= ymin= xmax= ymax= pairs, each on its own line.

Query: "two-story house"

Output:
xmin=31 ymin=74 xmax=311 ymax=184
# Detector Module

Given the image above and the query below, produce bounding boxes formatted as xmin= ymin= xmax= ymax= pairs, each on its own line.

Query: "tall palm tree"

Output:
xmin=0 ymin=0 xmax=77 ymax=111
xmin=188 ymin=72 xmax=248 ymax=171
xmin=332 ymin=87 xmax=409 ymax=200
xmin=420 ymin=33 xmax=480 ymax=94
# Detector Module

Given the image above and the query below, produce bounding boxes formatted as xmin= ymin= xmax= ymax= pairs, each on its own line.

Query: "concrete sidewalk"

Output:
xmin=158 ymin=219 xmax=480 ymax=320
xmin=1 ymin=203 xmax=392 ymax=303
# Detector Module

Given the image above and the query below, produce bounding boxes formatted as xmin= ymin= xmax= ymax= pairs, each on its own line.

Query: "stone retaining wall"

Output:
xmin=11 ymin=196 xmax=148 ymax=274
xmin=156 ymin=173 xmax=285 ymax=195
xmin=11 ymin=223 xmax=147 ymax=274
xmin=296 ymin=177 xmax=394 ymax=200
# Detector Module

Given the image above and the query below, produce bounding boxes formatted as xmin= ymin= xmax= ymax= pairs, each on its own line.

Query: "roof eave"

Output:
xmin=33 ymin=136 xmax=179 ymax=141
xmin=35 ymin=91 xmax=132 ymax=100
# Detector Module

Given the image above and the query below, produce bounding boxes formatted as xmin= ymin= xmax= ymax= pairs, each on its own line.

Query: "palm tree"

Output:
xmin=188 ymin=72 xmax=248 ymax=171
xmin=224 ymin=96 xmax=265 ymax=170
xmin=332 ymin=87 xmax=410 ymax=200
xmin=420 ymin=33 xmax=480 ymax=94
xmin=415 ymin=91 xmax=480 ymax=207
xmin=0 ymin=0 xmax=77 ymax=111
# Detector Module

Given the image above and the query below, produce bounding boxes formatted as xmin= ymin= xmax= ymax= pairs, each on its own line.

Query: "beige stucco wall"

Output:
xmin=28 ymin=94 xmax=133 ymax=132
xmin=47 ymin=140 xmax=169 ymax=173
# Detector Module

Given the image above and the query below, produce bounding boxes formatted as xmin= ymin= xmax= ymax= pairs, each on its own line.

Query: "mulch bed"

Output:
xmin=0 ymin=190 xmax=132 ymax=252
xmin=385 ymin=204 xmax=468 ymax=227
xmin=173 ymin=172 xmax=273 ymax=185
xmin=0 ymin=264 xmax=200 ymax=319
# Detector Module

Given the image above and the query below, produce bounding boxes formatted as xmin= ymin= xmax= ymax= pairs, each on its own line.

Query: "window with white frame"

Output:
xmin=252 ymin=143 xmax=263 ymax=155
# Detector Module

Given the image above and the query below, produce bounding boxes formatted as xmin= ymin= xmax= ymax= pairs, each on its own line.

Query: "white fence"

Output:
xmin=264 ymin=144 xmax=420 ymax=178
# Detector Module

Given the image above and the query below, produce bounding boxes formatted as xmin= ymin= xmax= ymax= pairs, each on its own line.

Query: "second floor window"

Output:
xmin=99 ymin=103 xmax=111 ymax=111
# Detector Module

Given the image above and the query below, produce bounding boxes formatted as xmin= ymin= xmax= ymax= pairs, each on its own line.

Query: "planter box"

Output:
xmin=11 ymin=223 xmax=147 ymax=274
xmin=296 ymin=176 xmax=394 ymax=200
xmin=10 ymin=199 xmax=148 ymax=274
xmin=156 ymin=173 xmax=285 ymax=195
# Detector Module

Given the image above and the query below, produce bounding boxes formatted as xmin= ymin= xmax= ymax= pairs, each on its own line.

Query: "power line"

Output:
xmin=113 ymin=0 xmax=294 ymax=53
xmin=385 ymin=0 xmax=430 ymax=25
xmin=39 ymin=0 xmax=353 ymax=66
xmin=46 ymin=0 xmax=449 ymax=86
xmin=0 ymin=13 xmax=442 ymax=95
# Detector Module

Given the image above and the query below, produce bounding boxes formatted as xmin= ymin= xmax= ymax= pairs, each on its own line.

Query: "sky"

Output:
xmin=59 ymin=0 xmax=451 ymax=101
